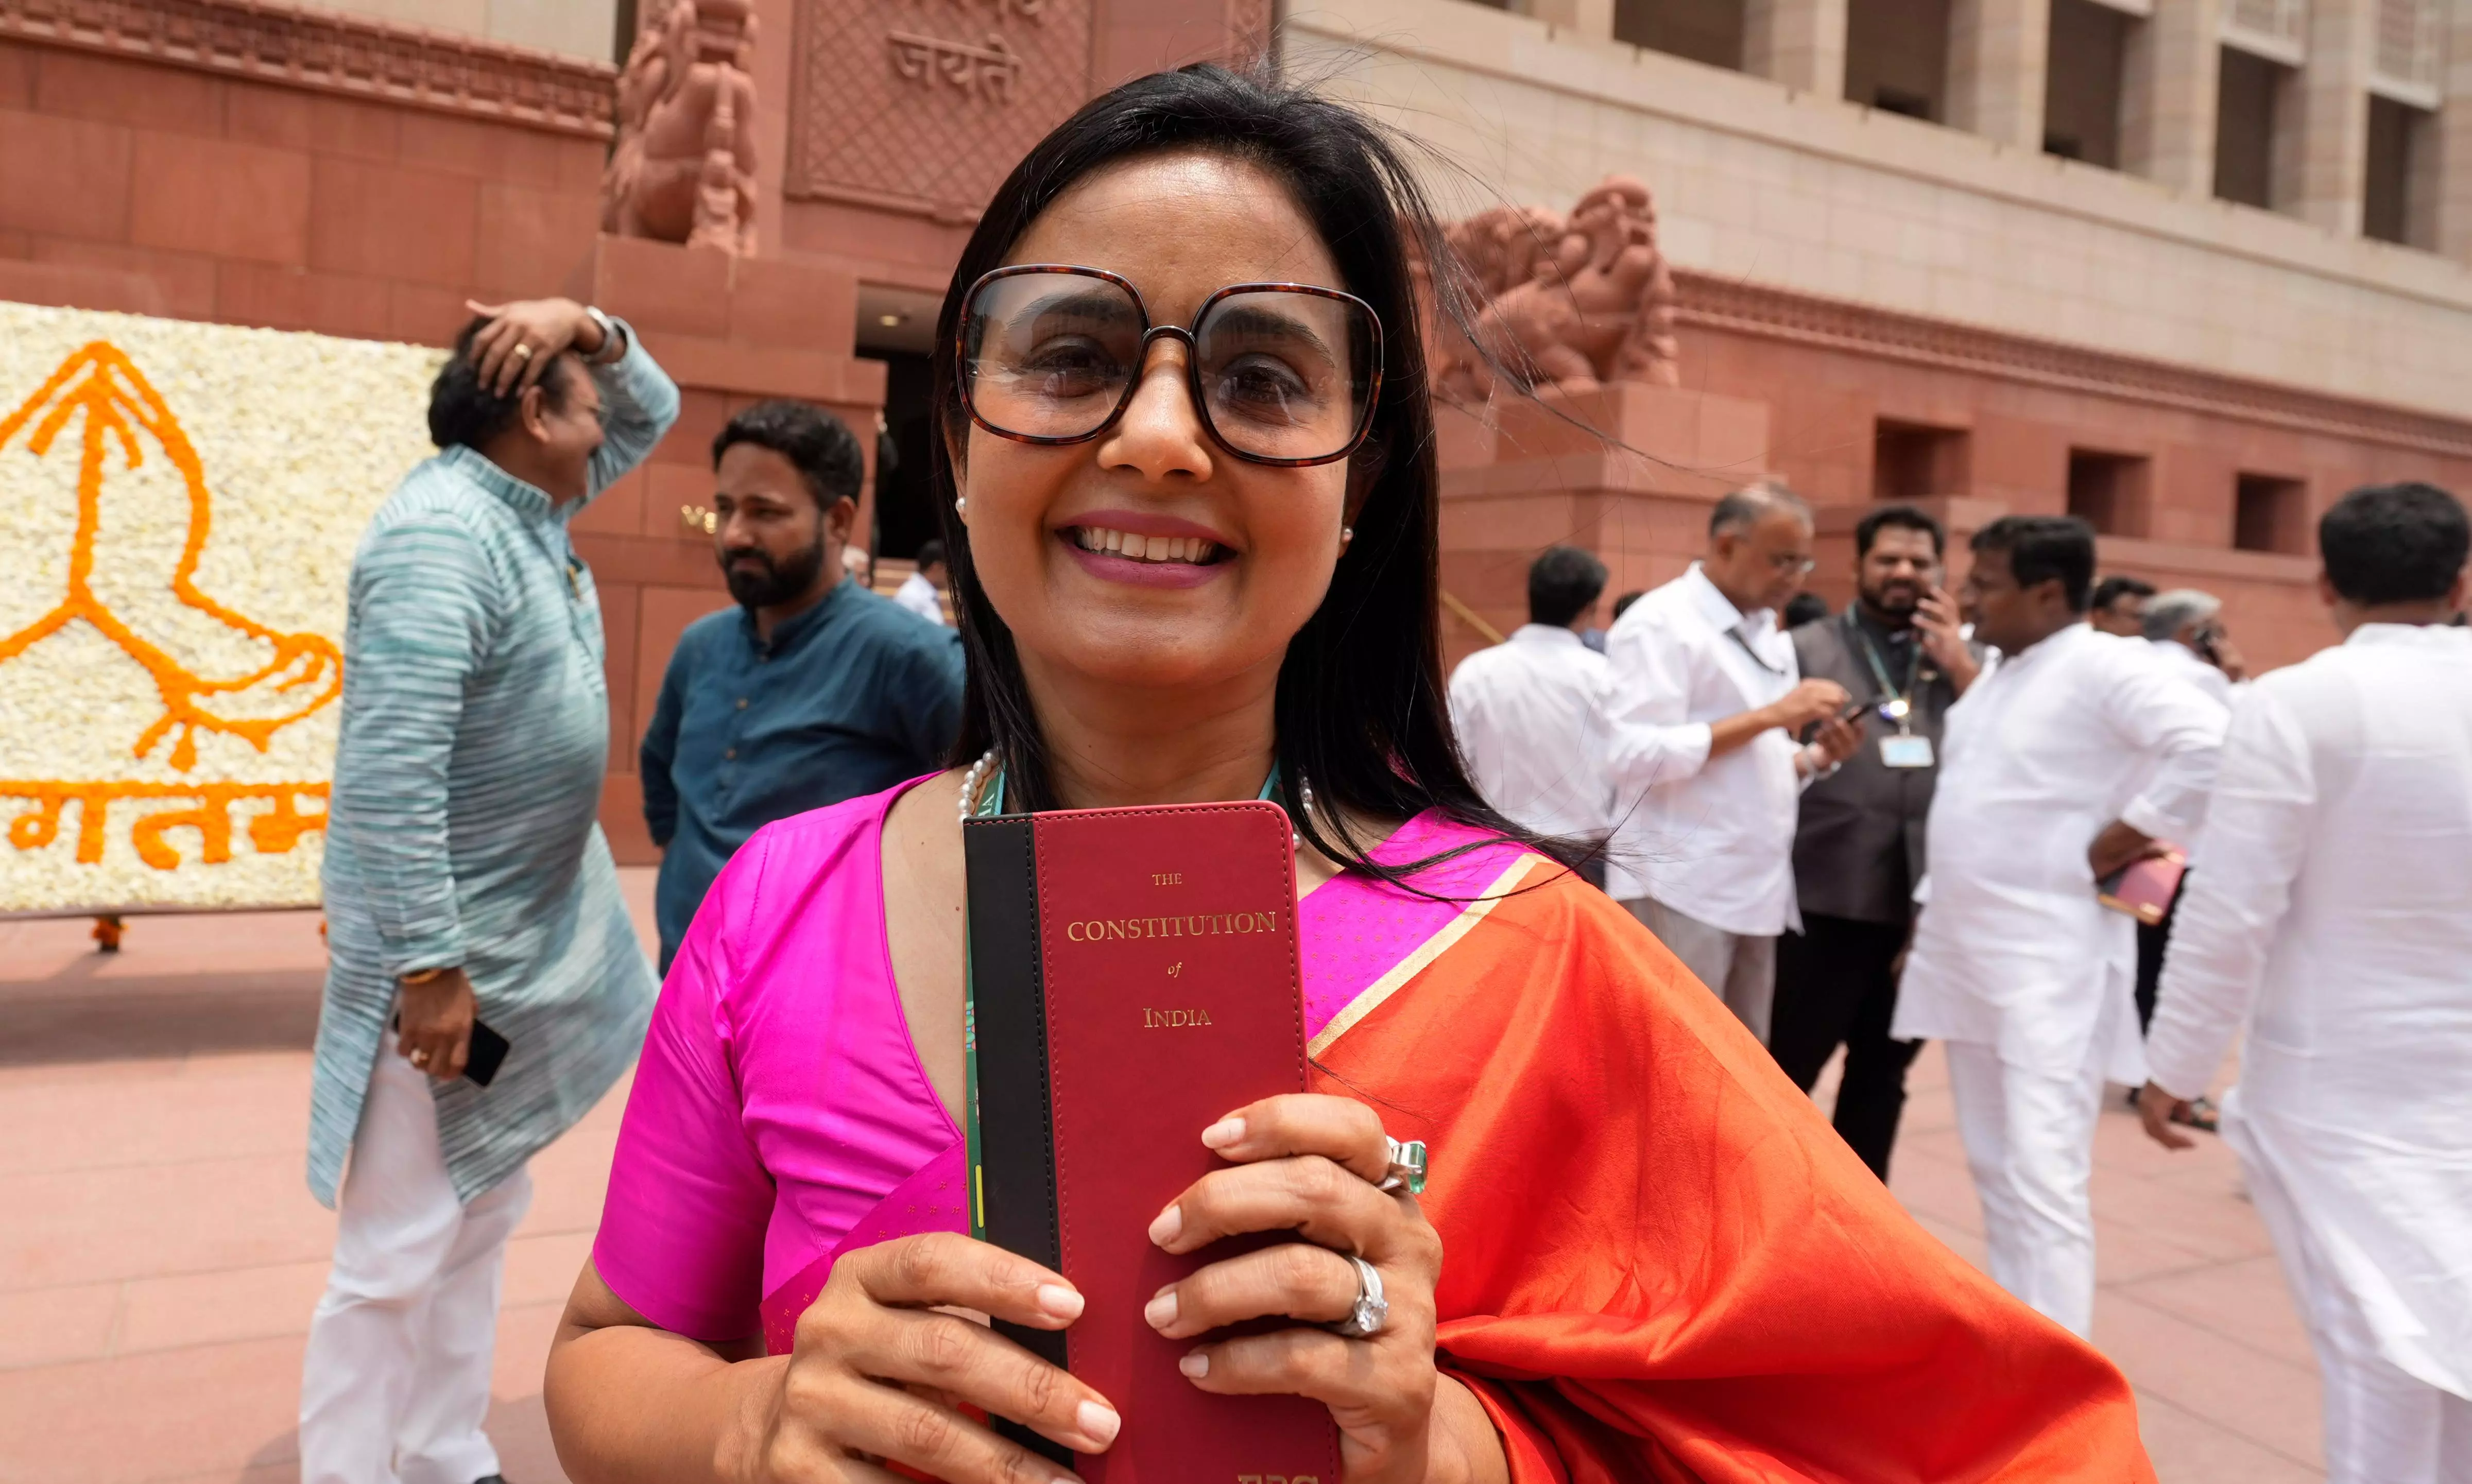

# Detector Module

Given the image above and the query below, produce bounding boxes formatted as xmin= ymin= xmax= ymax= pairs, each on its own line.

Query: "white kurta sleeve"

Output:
xmin=1601 ymin=618 xmax=1716 ymax=791
xmin=2110 ymin=652 xmax=2231 ymax=841
xmin=2143 ymin=687 xmax=2315 ymax=1099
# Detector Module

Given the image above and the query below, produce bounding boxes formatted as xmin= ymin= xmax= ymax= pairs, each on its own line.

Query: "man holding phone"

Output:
xmin=301 ymin=298 xmax=677 ymax=1484
xmin=1602 ymin=482 xmax=1862 ymax=1042
xmin=1769 ymin=505 xmax=1980 ymax=1179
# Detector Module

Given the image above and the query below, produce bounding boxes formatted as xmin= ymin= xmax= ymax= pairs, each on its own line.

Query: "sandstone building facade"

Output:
xmin=4 ymin=0 xmax=2466 ymax=859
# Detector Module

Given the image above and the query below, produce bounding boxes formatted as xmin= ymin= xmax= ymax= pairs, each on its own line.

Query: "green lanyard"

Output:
xmin=1845 ymin=611 xmax=1923 ymax=729
xmin=959 ymin=763 xmax=1283 ymax=1240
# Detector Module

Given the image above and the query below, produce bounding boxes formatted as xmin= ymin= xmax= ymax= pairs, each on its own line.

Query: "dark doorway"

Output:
xmin=1846 ymin=0 xmax=1951 ymax=118
xmin=864 ymin=351 xmax=938 ymax=562
xmin=2214 ymin=47 xmax=2285 ymax=210
xmin=2234 ymin=472 xmax=2308 ymax=553
xmin=1874 ymin=420 xmax=1970 ymax=500
xmin=2067 ymin=448 xmax=2151 ymax=536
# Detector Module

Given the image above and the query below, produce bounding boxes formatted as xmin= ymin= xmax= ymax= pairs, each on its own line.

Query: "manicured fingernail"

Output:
xmin=1143 ymin=1288 xmax=1178 ymax=1330
xmin=1147 ymin=1203 xmax=1182 ymax=1246
xmin=1178 ymin=1351 xmax=1209 ymax=1378
xmin=1201 ymin=1116 xmax=1245 ymax=1149
xmin=1075 ymin=1399 xmax=1120 ymax=1447
xmin=1036 ymin=1283 xmax=1084 ymax=1321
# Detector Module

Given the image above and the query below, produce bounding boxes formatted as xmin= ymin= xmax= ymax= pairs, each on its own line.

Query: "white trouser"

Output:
xmin=301 ymin=1050 xmax=533 ymax=1484
xmin=2240 ymin=1141 xmax=2472 ymax=1482
xmin=1943 ymin=1034 xmax=2110 ymax=1338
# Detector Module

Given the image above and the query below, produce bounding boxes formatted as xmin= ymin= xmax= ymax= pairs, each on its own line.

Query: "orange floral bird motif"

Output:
xmin=0 ymin=341 xmax=343 ymax=771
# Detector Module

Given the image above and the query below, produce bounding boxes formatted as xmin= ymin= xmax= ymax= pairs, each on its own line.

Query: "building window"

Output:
xmin=1616 ymin=0 xmax=1747 ymax=71
xmin=2044 ymin=0 xmax=2134 ymax=167
xmin=2214 ymin=47 xmax=2288 ymax=210
xmin=1846 ymin=0 xmax=1951 ymax=120
xmin=2067 ymin=449 xmax=2150 ymax=536
xmin=1874 ymin=421 xmax=1970 ymax=500
xmin=2234 ymin=473 xmax=2308 ymax=553
xmin=2364 ymin=95 xmax=2435 ymax=246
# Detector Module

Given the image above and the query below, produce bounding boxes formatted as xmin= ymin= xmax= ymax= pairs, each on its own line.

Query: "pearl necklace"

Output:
xmin=958 ymin=749 xmax=1310 ymax=846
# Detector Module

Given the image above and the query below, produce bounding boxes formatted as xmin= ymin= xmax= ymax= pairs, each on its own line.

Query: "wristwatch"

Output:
xmin=582 ymin=305 xmax=627 ymax=365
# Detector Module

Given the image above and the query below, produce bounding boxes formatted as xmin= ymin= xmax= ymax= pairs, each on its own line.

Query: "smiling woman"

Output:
xmin=543 ymin=64 xmax=2155 ymax=1484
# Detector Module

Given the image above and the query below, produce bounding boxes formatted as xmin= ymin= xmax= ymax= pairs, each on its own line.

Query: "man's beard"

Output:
xmin=1860 ymin=580 xmax=1920 ymax=623
xmin=723 ymin=538 xmax=826 ymax=609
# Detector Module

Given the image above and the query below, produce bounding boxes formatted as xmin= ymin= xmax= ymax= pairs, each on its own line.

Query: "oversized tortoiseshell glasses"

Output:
xmin=956 ymin=265 xmax=1383 ymax=468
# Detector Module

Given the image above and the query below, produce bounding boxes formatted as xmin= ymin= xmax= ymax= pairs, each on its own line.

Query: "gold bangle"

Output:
xmin=399 ymin=967 xmax=449 ymax=986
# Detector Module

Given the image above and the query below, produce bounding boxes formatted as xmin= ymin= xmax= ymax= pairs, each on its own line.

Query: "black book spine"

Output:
xmin=959 ymin=816 xmax=1071 ymax=1465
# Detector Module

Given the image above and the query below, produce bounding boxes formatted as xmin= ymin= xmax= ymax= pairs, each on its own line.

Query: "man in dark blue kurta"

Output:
xmin=640 ymin=401 xmax=964 ymax=968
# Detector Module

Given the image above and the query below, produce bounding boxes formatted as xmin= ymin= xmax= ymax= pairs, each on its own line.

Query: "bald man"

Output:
xmin=1601 ymin=484 xmax=1861 ymax=1041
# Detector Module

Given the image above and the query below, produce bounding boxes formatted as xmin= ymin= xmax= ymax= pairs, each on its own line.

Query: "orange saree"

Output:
xmin=1303 ymin=817 xmax=2153 ymax=1482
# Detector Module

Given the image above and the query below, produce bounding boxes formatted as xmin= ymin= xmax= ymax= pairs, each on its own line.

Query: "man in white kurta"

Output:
xmin=1449 ymin=546 xmax=1615 ymax=857
xmin=2139 ymin=482 xmax=2472 ymax=1482
xmin=1894 ymin=515 xmax=2227 ymax=1337
xmin=1602 ymin=485 xmax=1857 ymax=1041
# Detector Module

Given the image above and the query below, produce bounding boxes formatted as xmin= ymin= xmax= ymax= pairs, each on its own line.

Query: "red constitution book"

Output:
xmin=964 ymin=801 xmax=1342 ymax=1484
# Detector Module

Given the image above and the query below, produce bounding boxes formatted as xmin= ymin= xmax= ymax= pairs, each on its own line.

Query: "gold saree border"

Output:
xmin=1305 ymin=851 xmax=1550 ymax=1059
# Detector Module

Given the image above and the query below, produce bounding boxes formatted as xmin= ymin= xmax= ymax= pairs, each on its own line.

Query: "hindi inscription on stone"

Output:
xmin=787 ymin=0 xmax=1093 ymax=221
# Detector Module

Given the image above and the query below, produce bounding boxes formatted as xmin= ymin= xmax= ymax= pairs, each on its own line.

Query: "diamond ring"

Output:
xmin=1330 ymin=1254 xmax=1387 ymax=1339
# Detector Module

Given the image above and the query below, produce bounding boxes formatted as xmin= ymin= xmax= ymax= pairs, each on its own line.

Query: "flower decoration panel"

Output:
xmin=0 ymin=302 xmax=442 ymax=914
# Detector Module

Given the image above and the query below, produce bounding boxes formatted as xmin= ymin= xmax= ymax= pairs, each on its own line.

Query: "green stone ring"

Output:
xmin=1381 ymin=1136 xmax=1428 ymax=1195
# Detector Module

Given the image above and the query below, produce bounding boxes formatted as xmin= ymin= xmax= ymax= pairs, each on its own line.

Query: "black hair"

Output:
xmin=1610 ymin=590 xmax=1647 ymax=623
xmin=1783 ymin=592 xmax=1830 ymax=628
xmin=712 ymin=399 xmax=865 ymax=509
xmin=426 ymin=315 xmax=575 ymax=450
xmin=1855 ymin=503 xmax=1945 ymax=558
xmin=915 ymin=539 xmax=948 ymax=571
xmin=2321 ymin=482 xmax=2470 ymax=606
xmin=929 ymin=63 xmax=1588 ymax=876
xmin=2090 ymin=574 xmax=2156 ymax=612
xmin=1973 ymin=515 xmax=2097 ymax=612
xmin=1527 ymin=545 xmax=1608 ymax=628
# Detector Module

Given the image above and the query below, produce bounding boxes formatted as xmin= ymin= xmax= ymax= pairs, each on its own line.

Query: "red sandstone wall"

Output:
xmin=0 ymin=40 xmax=604 ymax=342
xmin=1436 ymin=315 xmax=2472 ymax=675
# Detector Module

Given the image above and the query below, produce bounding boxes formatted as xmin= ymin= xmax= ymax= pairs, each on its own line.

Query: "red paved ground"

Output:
xmin=0 ymin=876 xmax=2321 ymax=1482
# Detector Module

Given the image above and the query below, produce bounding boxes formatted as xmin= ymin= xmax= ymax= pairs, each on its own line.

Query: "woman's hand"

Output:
xmin=737 ymin=1232 xmax=1120 ymax=1484
xmin=1143 ymin=1094 xmax=1503 ymax=1484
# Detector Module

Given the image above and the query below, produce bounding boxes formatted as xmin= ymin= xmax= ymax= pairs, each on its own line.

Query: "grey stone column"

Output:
xmin=2432 ymin=0 xmax=2472 ymax=259
xmin=1527 ymin=0 xmax=1616 ymax=39
xmin=1948 ymin=0 xmax=2053 ymax=148
xmin=1745 ymin=0 xmax=1850 ymax=95
xmin=2123 ymin=0 xmax=2223 ymax=193
xmin=2276 ymin=0 xmax=2376 ymax=232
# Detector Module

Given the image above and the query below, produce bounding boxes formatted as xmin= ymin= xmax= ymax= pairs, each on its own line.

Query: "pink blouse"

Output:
xmin=593 ymin=778 xmax=1526 ymax=1343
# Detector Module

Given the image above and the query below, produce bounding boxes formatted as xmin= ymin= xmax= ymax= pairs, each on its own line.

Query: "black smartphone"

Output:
xmin=463 ymin=1018 xmax=511 ymax=1088
xmin=389 ymin=1013 xmax=512 ymax=1088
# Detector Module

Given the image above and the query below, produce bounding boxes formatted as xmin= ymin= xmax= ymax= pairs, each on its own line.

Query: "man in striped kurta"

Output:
xmin=301 ymin=297 xmax=677 ymax=1484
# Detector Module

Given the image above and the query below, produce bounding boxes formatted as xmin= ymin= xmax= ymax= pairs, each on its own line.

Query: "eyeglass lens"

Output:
xmin=963 ymin=272 xmax=1375 ymax=462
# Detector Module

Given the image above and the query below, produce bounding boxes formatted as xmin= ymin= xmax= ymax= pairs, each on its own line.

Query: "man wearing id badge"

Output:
xmin=1770 ymin=506 xmax=1981 ymax=1179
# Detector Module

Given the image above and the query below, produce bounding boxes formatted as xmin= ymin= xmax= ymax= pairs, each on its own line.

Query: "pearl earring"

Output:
xmin=1341 ymin=526 xmax=1354 ymax=544
xmin=955 ymin=496 xmax=968 ymax=517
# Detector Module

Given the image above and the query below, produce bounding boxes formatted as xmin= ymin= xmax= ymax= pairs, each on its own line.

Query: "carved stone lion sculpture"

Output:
xmin=600 ymin=0 xmax=760 ymax=255
xmin=1434 ymin=176 xmax=1681 ymax=403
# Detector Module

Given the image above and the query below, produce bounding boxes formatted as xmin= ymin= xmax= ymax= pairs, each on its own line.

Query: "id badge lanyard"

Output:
xmin=1846 ymin=611 xmax=1922 ymax=733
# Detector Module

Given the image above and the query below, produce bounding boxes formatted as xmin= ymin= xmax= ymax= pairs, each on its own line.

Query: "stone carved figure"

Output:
xmin=1434 ymin=176 xmax=1681 ymax=403
xmin=602 ymin=0 xmax=760 ymax=254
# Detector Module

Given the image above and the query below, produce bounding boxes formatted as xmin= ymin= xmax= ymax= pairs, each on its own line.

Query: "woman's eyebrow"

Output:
xmin=1016 ymin=288 xmax=1142 ymax=325
xmin=1206 ymin=304 xmax=1337 ymax=363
